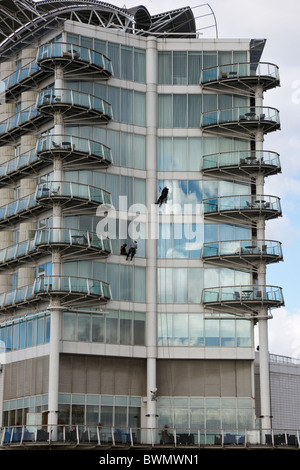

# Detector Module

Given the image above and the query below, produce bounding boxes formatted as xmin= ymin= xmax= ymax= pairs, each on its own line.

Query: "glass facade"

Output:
xmin=0 ymin=6 xmax=282 ymax=442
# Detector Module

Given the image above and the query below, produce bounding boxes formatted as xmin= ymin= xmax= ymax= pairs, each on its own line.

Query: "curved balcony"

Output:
xmin=0 ymin=277 xmax=111 ymax=311
xmin=202 ymin=239 xmax=283 ymax=266
xmin=203 ymin=195 xmax=282 ymax=221
xmin=0 ymin=229 xmax=111 ymax=269
xmin=37 ymin=89 xmax=112 ymax=123
xmin=201 ymin=107 xmax=280 ymax=137
xmin=0 ymin=105 xmax=46 ymax=145
xmin=34 ymin=276 xmax=111 ymax=305
xmin=202 ymin=150 xmax=281 ymax=177
xmin=0 ymin=193 xmax=40 ymax=228
xmin=37 ymin=42 xmax=113 ymax=78
xmin=0 ymin=136 xmax=112 ymax=187
xmin=202 ymin=285 xmax=284 ymax=313
xmin=0 ymin=183 xmax=111 ymax=228
xmin=35 ymin=181 xmax=112 ymax=210
xmin=201 ymin=62 xmax=280 ymax=93
xmin=35 ymin=228 xmax=111 ymax=258
xmin=36 ymin=135 xmax=112 ymax=168
xmin=3 ymin=61 xmax=49 ymax=100
xmin=0 ymin=150 xmax=42 ymax=187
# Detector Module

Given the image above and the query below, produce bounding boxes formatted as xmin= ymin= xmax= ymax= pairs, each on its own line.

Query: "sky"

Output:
xmin=111 ymin=0 xmax=300 ymax=358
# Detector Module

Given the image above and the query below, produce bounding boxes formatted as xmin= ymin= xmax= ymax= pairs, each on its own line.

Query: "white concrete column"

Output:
xmin=18 ymin=135 xmax=37 ymax=288
xmin=145 ymin=37 xmax=158 ymax=438
xmin=255 ymin=85 xmax=271 ymax=432
xmin=47 ymin=296 xmax=61 ymax=432
xmin=0 ymin=60 xmax=14 ymax=81
xmin=0 ymin=145 xmax=14 ymax=294
xmin=21 ymin=47 xmax=37 ymax=66
xmin=21 ymin=90 xmax=36 ymax=111
xmin=48 ymin=64 xmax=65 ymax=434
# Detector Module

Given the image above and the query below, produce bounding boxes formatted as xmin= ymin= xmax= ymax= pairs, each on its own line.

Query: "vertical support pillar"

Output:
xmin=145 ymin=37 xmax=158 ymax=441
xmin=255 ymin=85 xmax=271 ymax=432
xmin=48 ymin=65 xmax=64 ymax=437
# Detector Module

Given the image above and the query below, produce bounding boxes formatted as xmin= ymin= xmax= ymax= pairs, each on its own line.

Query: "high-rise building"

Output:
xmin=0 ymin=1 xmax=283 ymax=447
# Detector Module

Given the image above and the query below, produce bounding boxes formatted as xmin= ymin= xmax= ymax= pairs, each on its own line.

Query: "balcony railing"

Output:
xmin=3 ymin=61 xmax=47 ymax=99
xmin=37 ymin=42 xmax=113 ymax=77
xmin=36 ymin=181 xmax=112 ymax=206
xmin=0 ymin=193 xmax=40 ymax=226
xmin=35 ymin=228 xmax=111 ymax=254
xmin=202 ymin=150 xmax=281 ymax=176
xmin=37 ymin=134 xmax=113 ymax=167
xmin=201 ymin=62 xmax=280 ymax=91
xmin=202 ymin=195 xmax=282 ymax=220
xmin=202 ymin=239 xmax=283 ymax=264
xmin=202 ymin=285 xmax=284 ymax=310
xmin=201 ymin=107 xmax=280 ymax=135
xmin=0 ymin=105 xmax=44 ymax=144
xmin=0 ymin=229 xmax=111 ymax=268
xmin=37 ymin=89 xmax=113 ymax=122
xmin=0 ymin=150 xmax=41 ymax=186
xmin=35 ymin=276 xmax=111 ymax=301
xmin=0 ymin=276 xmax=111 ymax=310
xmin=0 ymin=183 xmax=111 ymax=227
xmin=0 ymin=425 xmax=298 ymax=448
xmin=0 ymin=136 xmax=112 ymax=186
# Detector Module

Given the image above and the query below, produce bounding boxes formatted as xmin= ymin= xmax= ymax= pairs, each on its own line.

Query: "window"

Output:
xmin=158 ymin=94 xmax=201 ymax=128
xmin=158 ymin=137 xmax=202 ymax=171
xmin=158 ymin=268 xmax=203 ymax=303
xmin=158 ymin=51 xmax=202 ymax=85
xmin=173 ymin=51 xmax=187 ymax=84
xmin=62 ymin=310 xmax=146 ymax=346
xmin=158 ymin=223 xmax=203 ymax=259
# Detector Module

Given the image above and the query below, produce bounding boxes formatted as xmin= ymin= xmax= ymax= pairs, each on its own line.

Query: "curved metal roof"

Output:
xmin=0 ymin=1 xmax=134 ymax=50
xmin=0 ymin=0 xmax=203 ymax=58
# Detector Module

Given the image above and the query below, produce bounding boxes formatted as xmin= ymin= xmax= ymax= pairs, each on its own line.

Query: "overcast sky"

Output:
xmin=112 ymin=0 xmax=300 ymax=358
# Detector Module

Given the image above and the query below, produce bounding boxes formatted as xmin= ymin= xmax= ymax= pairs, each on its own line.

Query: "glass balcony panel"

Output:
xmin=90 ymin=233 xmax=103 ymax=250
xmin=202 ymin=242 xmax=219 ymax=257
xmin=17 ymin=196 xmax=29 ymax=213
xmin=220 ymin=241 xmax=239 ymax=256
xmin=0 ymin=164 xmax=7 ymax=177
xmin=203 ymin=195 xmax=281 ymax=215
xmin=4 ymin=291 xmax=15 ymax=306
xmin=8 ymin=115 xmax=19 ymax=130
xmin=18 ymin=152 xmax=30 ymax=169
xmin=6 ymin=201 xmax=18 ymax=217
xmin=203 ymin=240 xmax=282 ymax=260
xmin=5 ymin=245 xmax=17 ymax=261
xmin=88 ymin=280 xmax=101 ymax=296
xmin=203 ymin=289 xmax=219 ymax=303
xmin=38 ymin=42 xmax=112 ymax=76
xmin=29 ymin=152 xmax=39 ymax=164
xmin=29 ymin=194 xmax=38 ymax=209
xmin=0 ymin=122 xmax=8 ymax=135
xmin=102 ymin=283 xmax=111 ymax=299
xmin=7 ymin=159 xmax=18 ymax=173
xmin=203 ymin=285 xmax=284 ymax=306
xmin=79 ymin=46 xmax=90 ymax=63
xmin=70 ymin=277 xmax=86 ymax=293
xmin=90 ymin=187 xmax=103 ymax=203
xmin=202 ymin=62 xmax=279 ymax=84
xmin=19 ymin=65 xmax=30 ymax=82
xmin=0 ymin=248 xmax=5 ymax=263
xmin=202 ymin=68 xmax=218 ymax=82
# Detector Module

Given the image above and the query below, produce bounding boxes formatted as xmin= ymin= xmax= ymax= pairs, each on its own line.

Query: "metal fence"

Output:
xmin=1 ymin=425 xmax=299 ymax=448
